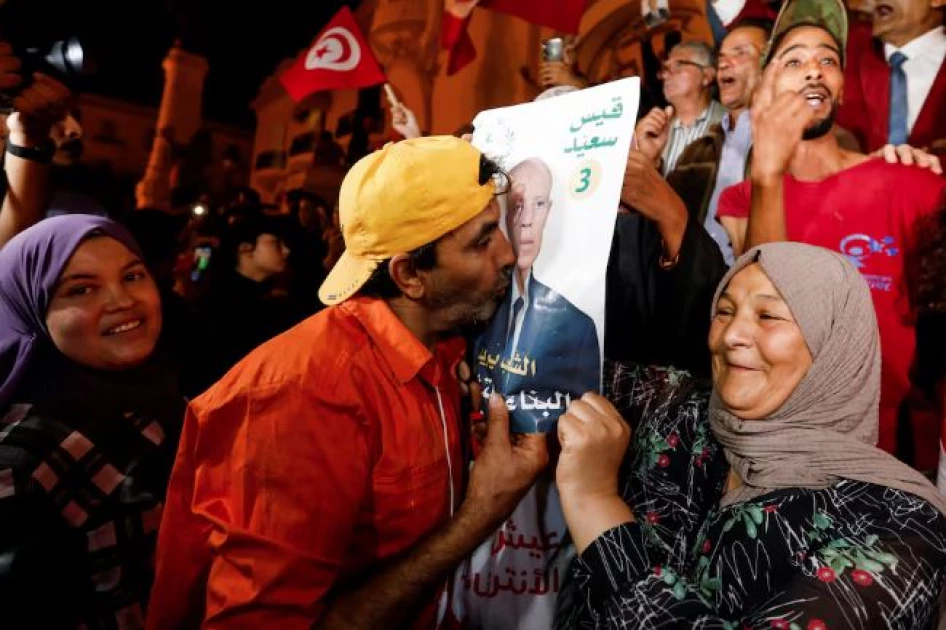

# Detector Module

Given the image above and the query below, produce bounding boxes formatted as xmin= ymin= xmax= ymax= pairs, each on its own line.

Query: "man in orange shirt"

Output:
xmin=147 ymin=136 xmax=549 ymax=629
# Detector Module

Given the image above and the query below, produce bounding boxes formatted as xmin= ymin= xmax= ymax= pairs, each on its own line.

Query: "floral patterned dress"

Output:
xmin=556 ymin=363 xmax=946 ymax=630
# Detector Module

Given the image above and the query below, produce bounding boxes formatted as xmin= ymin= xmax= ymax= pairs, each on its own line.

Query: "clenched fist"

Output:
xmin=634 ymin=106 xmax=674 ymax=164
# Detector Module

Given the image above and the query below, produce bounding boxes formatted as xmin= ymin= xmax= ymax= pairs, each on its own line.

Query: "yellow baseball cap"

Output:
xmin=319 ymin=136 xmax=496 ymax=306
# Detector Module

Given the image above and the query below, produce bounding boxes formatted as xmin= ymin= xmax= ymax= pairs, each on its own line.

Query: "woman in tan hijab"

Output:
xmin=554 ymin=242 xmax=946 ymax=629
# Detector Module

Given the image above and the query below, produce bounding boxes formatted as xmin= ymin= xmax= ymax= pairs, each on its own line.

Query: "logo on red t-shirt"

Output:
xmin=839 ymin=234 xmax=898 ymax=292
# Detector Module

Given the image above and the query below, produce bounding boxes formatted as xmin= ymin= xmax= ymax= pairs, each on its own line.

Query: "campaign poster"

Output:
xmin=450 ymin=78 xmax=640 ymax=630
xmin=472 ymin=77 xmax=641 ymax=434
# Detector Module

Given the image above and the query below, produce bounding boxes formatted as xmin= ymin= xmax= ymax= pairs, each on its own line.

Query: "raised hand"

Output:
xmin=633 ymin=106 xmax=674 ymax=163
xmin=391 ymin=102 xmax=421 ymax=140
xmin=749 ymin=62 xmax=816 ymax=184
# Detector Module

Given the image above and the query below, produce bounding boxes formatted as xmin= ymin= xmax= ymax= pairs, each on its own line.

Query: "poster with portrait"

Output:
xmin=450 ymin=78 xmax=640 ymax=630
xmin=471 ymin=77 xmax=641 ymax=435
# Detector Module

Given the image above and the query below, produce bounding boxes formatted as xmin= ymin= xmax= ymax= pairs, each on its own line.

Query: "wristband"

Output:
xmin=6 ymin=139 xmax=56 ymax=164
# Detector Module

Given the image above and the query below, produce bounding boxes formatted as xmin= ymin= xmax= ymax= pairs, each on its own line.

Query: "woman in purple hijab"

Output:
xmin=0 ymin=214 xmax=183 ymax=629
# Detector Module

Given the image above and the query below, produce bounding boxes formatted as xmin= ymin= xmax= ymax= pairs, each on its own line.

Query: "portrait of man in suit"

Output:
xmin=475 ymin=157 xmax=601 ymax=433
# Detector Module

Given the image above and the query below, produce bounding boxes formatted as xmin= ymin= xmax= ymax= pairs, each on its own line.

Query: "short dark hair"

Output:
xmin=358 ymin=153 xmax=506 ymax=299
xmin=766 ymin=23 xmax=845 ymax=68
xmin=454 ymin=122 xmax=475 ymax=138
xmin=220 ymin=214 xmax=288 ymax=269
xmin=358 ymin=240 xmax=440 ymax=299
xmin=727 ymin=17 xmax=774 ymax=40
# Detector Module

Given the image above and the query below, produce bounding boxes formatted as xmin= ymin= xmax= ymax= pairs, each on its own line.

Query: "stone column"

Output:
xmin=369 ymin=0 xmax=439 ymax=133
xmin=136 ymin=41 xmax=210 ymax=210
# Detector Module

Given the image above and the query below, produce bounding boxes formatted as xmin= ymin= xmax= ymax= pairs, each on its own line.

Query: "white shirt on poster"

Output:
xmin=507 ymin=271 xmax=531 ymax=355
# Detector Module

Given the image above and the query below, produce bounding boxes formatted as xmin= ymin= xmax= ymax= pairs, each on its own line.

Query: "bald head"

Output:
xmin=508 ymin=158 xmax=554 ymax=282
xmin=510 ymin=158 xmax=553 ymax=195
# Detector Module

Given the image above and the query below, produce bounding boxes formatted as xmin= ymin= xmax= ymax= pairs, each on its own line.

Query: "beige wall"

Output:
xmin=428 ymin=9 xmax=546 ymax=135
xmin=250 ymin=64 xmax=359 ymax=203
xmin=76 ymin=94 xmax=155 ymax=174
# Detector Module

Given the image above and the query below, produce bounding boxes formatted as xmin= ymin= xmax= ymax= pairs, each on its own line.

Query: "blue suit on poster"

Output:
xmin=475 ymin=274 xmax=600 ymax=433
xmin=477 ymin=156 xmax=601 ymax=432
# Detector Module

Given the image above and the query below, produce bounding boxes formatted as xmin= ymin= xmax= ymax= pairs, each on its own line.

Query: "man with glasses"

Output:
xmin=641 ymin=41 xmax=725 ymax=176
xmin=635 ymin=20 xmax=771 ymax=265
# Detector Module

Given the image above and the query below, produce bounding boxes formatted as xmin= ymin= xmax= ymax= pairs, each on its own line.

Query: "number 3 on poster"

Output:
xmin=569 ymin=159 xmax=601 ymax=200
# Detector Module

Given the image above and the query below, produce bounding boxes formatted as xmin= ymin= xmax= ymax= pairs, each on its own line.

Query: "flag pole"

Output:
xmin=383 ymin=83 xmax=400 ymax=107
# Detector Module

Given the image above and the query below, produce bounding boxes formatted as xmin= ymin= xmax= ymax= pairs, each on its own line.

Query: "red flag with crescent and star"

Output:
xmin=279 ymin=6 xmax=386 ymax=102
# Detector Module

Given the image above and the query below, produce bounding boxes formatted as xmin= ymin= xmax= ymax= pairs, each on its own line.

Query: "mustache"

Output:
xmin=799 ymin=82 xmax=831 ymax=97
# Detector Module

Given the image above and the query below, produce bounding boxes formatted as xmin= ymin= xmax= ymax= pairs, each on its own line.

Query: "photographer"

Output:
xmin=0 ymin=40 xmax=73 ymax=248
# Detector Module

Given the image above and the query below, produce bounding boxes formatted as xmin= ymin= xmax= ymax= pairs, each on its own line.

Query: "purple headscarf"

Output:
xmin=0 ymin=214 xmax=144 ymax=409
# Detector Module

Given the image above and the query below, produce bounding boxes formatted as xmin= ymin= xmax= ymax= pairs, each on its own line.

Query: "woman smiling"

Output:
xmin=555 ymin=243 xmax=946 ymax=629
xmin=0 ymin=215 xmax=184 ymax=629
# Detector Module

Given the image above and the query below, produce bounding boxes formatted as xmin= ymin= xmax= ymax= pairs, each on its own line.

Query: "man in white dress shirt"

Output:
xmin=839 ymin=0 xmax=946 ymax=155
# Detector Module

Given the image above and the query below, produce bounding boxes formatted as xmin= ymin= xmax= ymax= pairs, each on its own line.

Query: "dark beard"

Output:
xmin=802 ymin=103 xmax=838 ymax=140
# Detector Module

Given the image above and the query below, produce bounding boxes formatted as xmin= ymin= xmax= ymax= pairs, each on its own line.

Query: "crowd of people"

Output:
xmin=0 ymin=0 xmax=945 ymax=628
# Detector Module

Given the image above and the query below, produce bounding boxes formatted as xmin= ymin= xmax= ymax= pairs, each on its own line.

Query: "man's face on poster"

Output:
xmin=507 ymin=159 xmax=553 ymax=275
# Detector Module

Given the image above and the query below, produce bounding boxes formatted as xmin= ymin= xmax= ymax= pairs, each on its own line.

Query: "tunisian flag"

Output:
xmin=280 ymin=6 xmax=386 ymax=102
xmin=442 ymin=0 xmax=587 ymax=76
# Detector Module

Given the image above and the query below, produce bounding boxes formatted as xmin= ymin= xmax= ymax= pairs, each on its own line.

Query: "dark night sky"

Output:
xmin=7 ymin=0 xmax=361 ymax=129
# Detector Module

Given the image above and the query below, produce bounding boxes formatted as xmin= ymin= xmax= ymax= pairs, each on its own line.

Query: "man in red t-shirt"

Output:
xmin=717 ymin=1 xmax=946 ymax=468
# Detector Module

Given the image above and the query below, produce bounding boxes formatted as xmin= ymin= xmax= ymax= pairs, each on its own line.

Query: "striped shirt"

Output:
xmin=661 ymin=100 xmax=727 ymax=176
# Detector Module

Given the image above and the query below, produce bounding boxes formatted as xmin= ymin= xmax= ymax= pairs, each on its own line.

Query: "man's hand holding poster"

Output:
xmin=451 ymin=78 xmax=640 ymax=629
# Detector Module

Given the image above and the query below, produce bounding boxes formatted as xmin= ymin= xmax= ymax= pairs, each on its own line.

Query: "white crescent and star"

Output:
xmin=305 ymin=26 xmax=362 ymax=72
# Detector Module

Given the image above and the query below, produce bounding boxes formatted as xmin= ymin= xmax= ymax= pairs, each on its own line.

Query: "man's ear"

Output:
xmin=703 ymin=67 xmax=716 ymax=89
xmin=388 ymin=254 xmax=427 ymax=300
